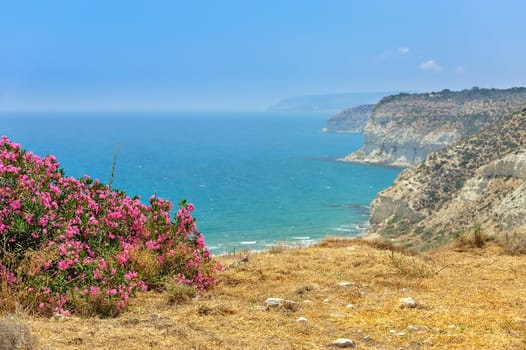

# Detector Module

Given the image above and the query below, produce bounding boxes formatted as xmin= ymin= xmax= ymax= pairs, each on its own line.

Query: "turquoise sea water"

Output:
xmin=1 ymin=111 xmax=400 ymax=253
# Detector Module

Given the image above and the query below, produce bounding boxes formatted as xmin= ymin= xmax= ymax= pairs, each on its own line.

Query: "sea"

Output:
xmin=1 ymin=111 xmax=401 ymax=254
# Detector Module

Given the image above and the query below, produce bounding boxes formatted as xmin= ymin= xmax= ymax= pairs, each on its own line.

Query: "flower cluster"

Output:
xmin=0 ymin=136 xmax=221 ymax=316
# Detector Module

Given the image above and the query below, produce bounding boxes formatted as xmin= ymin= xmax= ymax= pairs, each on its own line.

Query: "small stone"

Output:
xmin=264 ymin=298 xmax=297 ymax=311
xmin=346 ymin=304 xmax=355 ymax=309
xmin=330 ymin=312 xmax=345 ymax=318
xmin=397 ymin=332 xmax=406 ymax=336
xmin=407 ymin=324 xmax=418 ymax=331
xmin=255 ymin=305 xmax=268 ymax=311
xmin=51 ymin=314 xmax=66 ymax=322
xmin=331 ymin=338 xmax=355 ymax=348
xmin=323 ymin=298 xmax=330 ymax=303
xmin=336 ymin=282 xmax=354 ymax=287
xmin=399 ymin=297 xmax=418 ymax=309
xmin=264 ymin=298 xmax=284 ymax=308
xmin=297 ymin=317 xmax=308 ymax=323
xmin=448 ymin=324 xmax=457 ymax=329
xmin=389 ymin=329 xmax=397 ymax=334
xmin=363 ymin=335 xmax=371 ymax=341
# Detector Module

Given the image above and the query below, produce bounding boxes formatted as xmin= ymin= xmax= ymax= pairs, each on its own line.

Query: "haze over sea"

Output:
xmin=2 ymin=111 xmax=400 ymax=253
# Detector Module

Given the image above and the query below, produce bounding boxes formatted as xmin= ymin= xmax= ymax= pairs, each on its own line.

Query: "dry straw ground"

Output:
xmin=3 ymin=238 xmax=526 ymax=349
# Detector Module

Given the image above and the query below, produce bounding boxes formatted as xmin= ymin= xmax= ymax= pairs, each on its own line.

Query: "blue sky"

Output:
xmin=1 ymin=0 xmax=525 ymax=110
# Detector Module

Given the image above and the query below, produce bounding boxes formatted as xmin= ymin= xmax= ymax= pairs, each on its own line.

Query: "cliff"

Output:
xmin=368 ymin=109 xmax=526 ymax=248
xmin=343 ymin=87 xmax=526 ymax=166
xmin=325 ymin=104 xmax=374 ymax=133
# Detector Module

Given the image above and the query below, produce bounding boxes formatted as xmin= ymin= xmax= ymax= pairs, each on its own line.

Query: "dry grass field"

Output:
xmin=3 ymin=237 xmax=526 ymax=349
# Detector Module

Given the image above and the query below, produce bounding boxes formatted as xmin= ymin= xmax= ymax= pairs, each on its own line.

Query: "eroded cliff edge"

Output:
xmin=343 ymin=87 xmax=526 ymax=166
xmin=368 ymin=109 xmax=526 ymax=249
xmin=326 ymin=104 xmax=374 ymax=133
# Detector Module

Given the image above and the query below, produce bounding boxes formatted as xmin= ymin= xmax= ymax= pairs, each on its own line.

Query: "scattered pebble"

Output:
xmin=407 ymin=324 xmax=418 ymax=331
xmin=346 ymin=304 xmax=355 ymax=309
xmin=397 ymin=332 xmax=406 ymax=337
xmin=264 ymin=298 xmax=297 ymax=311
xmin=363 ymin=335 xmax=371 ymax=341
xmin=255 ymin=306 xmax=268 ymax=311
xmin=330 ymin=312 xmax=345 ymax=318
xmin=448 ymin=324 xmax=457 ymax=329
xmin=389 ymin=329 xmax=397 ymax=334
xmin=264 ymin=298 xmax=284 ymax=308
xmin=51 ymin=314 xmax=67 ymax=322
xmin=297 ymin=317 xmax=308 ymax=323
xmin=336 ymin=282 xmax=354 ymax=287
xmin=323 ymin=298 xmax=330 ymax=303
xmin=331 ymin=338 xmax=355 ymax=348
xmin=399 ymin=297 xmax=418 ymax=309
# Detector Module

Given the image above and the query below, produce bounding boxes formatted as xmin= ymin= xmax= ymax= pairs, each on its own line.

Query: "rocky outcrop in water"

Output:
xmin=326 ymin=104 xmax=374 ymax=133
xmin=368 ymin=110 xmax=526 ymax=248
xmin=343 ymin=87 xmax=526 ymax=166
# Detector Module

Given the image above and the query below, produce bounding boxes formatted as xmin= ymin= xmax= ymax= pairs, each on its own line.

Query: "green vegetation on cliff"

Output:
xmin=345 ymin=87 xmax=526 ymax=166
xmin=369 ymin=109 xmax=526 ymax=248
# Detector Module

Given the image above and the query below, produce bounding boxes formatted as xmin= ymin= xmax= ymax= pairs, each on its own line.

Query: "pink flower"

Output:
xmin=57 ymin=261 xmax=68 ymax=270
xmin=196 ymin=234 xmax=205 ymax=249
xmin=99 ymin=258 xmax=107 ymax=270
xmin=9 ymin=200 xmax=21 ymax=210
xmin=89 ymin=286 xmax=100 ymax=297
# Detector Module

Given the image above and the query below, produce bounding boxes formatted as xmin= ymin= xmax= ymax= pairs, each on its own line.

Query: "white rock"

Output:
xmin=331 ymin=338 xmax=355 ymax=348
xmin=448 ymin=324 xmax=457 ymax=329
xmin=336 ymin=282 xmax=354 ymax=287
xmin=51 ymin=314 xmax=67 ymax=322
xmin=330 ymin=312 xmax=345 ymax=318
xmin=407 ymin=324 xmax=418 ymax=331
xmin=265 ymin=298 xmax=284 ymax=308
xmin=346 ymin=304 xmax=355 ymax=309
xmin=397 ymin=332 xmax=406 ymax=336
xmin=264 ymin=297 xmax=297 ymax=310
xmin=297 ymin=317 xmax=308 ymax=323
xmin=255 ymin=305 xmax=268 ymax=311
xmin=323 ymin=298 xmax=330 ymax=303
xmin=399 ymin=297 xmax=418 ymax=308
xmin=389 ymin=329 xmax=397 ymax=334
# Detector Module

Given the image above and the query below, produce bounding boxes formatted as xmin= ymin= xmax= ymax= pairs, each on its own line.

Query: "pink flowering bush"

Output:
xmin=0 ymin=136 xmax=221 ymax=316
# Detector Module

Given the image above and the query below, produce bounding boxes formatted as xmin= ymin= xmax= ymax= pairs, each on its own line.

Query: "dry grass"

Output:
xmin=0 ymin=318 xmax=41 ymax=350
xmin=5 ymin=238 xmax=526 ymax=349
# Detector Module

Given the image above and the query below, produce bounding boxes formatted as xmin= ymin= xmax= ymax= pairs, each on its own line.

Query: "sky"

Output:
xmin=1 ymin=0 xmax=526 ymax=111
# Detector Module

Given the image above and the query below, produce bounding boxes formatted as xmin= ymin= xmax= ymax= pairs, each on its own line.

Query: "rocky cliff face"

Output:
xmin=326 ymin=104 xmax=374 ymax=133
xmin=343 ymin=87 xmax=526 ymax=166
xmin=368 ymin=109 xmax=526 ymax=248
